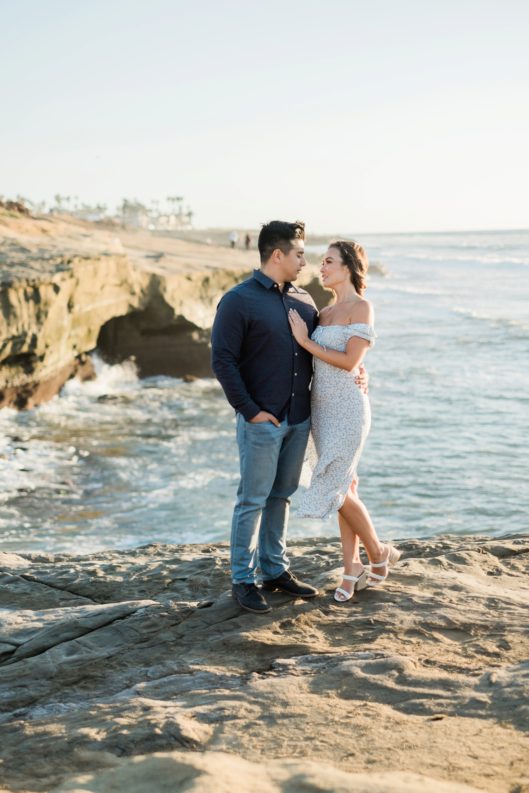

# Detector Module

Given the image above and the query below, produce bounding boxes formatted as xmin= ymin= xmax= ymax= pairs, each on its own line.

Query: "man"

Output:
xmin=212 ymin=220 xmax=318 ymax=613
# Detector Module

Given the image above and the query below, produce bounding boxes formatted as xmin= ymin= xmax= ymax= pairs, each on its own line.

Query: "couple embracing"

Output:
xmin=211 ymin=220 xmax=400 ymax=613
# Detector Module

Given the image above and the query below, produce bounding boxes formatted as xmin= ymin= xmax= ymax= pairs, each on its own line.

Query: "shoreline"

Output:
xmin=0 ymin=526 xmax=522 ymax=559
xmin=1 ymin=532 xmax=528 ymax=792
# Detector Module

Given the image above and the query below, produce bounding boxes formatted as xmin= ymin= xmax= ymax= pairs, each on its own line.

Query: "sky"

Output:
xmin=1 ymin=0 xmax=528 ymax=233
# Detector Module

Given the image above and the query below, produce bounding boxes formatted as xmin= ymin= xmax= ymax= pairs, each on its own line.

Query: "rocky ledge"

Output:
xmin=0 ymin=534 xmax=528 ymax=792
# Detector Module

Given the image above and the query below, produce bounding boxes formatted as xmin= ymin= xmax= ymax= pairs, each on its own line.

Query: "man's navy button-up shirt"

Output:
xmin=211 ymin=269 xmax=318 ymax=424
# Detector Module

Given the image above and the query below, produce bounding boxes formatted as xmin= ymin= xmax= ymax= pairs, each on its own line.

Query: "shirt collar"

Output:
xmin=253 ymin=269 xmax=292 ymax=292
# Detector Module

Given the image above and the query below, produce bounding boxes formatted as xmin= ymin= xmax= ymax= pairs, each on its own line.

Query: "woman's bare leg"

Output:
xmin=335 ymin=481 xmax=365 ymax=599
xmin=338 ymin=489 xmax=386 ymax=564
xmin=338 ymin=511 xmax=361 ymax=564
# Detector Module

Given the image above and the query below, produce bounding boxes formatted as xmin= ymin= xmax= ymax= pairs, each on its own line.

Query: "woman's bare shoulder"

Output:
xmin=349 ymin=298 xmax=374 ymax=324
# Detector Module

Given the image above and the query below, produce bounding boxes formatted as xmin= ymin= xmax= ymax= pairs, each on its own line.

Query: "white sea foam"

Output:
xmin=61 ymin=354 xmax=139 ymax=399
xmin=376 ymin=283 xmax=444 ymax=297
xmin=403 ymin=252 xmax=529 ymax=266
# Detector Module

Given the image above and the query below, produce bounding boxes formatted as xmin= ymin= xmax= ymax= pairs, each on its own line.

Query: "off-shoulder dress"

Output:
xmin=297 ymin=322 xmax=376 ymax=519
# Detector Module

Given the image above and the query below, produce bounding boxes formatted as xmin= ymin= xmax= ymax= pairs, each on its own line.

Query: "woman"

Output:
xmin=288 ymin=240 xmax=400 ymax=601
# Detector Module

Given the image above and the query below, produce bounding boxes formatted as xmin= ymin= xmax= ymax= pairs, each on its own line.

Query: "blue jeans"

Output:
xmin=231 ymin=414 xmax=310 ymax=584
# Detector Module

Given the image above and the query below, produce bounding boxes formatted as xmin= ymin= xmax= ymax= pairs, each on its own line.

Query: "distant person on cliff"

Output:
xmin=244 ymin=233 xmax=251 ymax=250
xmin=288 ymin=241 xmax=400 ymax=600
xmin=211 ymin=220 xmax=319 ymax=612
xmin=229 ymin=230 xmax=239 ymax=249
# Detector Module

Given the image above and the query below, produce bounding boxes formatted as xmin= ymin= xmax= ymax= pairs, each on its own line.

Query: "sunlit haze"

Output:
xmin=2 ymin=0 xmax=528 ymax=232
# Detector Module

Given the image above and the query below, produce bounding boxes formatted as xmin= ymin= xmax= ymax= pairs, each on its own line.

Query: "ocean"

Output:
xmin=1 ymin=229 xmax=528 ymax=554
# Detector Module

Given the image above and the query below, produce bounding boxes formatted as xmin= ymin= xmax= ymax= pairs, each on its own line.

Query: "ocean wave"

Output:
xmin=375 ymin=283 xmax=444 ymax=297
xmin=399 ymin=252 xmax=529 ymax=266
xmin=61 ymin=354 xmax=140 ymax=399
xmin=0 ymin=438 xmax=82 ymax=505
xmin=452 ymin=307 xmax=529 ymax=334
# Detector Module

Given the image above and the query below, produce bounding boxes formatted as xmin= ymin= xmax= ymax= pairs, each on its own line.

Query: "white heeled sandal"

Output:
xmin=334 ymin=570 xmax=368 ymax=602
xmin=367 ymin=544 xmax=402 ymax=587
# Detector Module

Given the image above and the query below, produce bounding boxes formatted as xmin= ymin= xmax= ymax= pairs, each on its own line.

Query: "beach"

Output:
xmin=1 ymin=208 xmax=528 ymax=791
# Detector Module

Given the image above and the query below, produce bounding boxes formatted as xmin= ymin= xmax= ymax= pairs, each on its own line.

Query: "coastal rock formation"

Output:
xmin=0 ymin=534 xmax=528 ymax=792
xmin=0 ymin=210 xmax=252 ymax=408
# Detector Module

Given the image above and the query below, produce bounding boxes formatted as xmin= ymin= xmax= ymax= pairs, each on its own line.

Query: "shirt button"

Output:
xmin=294 ymin=373 xmax=298 ymax=376
xmin=292 ymin=393 xmax=295 ymax=397
xmin=295 ymin=352 xmax=298 ymax=356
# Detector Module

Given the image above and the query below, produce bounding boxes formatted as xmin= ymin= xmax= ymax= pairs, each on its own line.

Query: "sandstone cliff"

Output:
xmin=0 ymin=534 xmax=528 ymax=792
xmin=0 ymin=210 xmax=254 ymax=408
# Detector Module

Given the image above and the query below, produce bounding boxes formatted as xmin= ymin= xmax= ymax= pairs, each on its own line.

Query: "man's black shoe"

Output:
xmin=262 ymin=569 xmax=318 ymax=598
xmin=232 ymin=582 xmax=272 ymax=613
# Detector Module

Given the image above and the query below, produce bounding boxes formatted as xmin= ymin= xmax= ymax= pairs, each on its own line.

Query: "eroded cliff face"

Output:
xmin=96 ymin=268 xmax=248 ymax=379
xmin=0 ymin=211 xmax=252 ymax=408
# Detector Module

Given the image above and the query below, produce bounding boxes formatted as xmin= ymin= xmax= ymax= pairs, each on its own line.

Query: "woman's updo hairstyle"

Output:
xmin=330 ymin=240 xmax=368 ymax=295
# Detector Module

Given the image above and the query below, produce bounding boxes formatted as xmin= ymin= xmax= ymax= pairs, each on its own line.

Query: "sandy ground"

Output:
xmin=0 ymin=534 xmax=528 ymax=792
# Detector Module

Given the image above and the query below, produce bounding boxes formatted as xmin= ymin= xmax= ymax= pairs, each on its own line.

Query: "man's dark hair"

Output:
xmin=257 ymin=220 xmax=305 ymax=264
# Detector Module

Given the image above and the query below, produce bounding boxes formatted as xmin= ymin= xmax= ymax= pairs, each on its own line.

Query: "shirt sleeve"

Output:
xmin=211 ymin=291 xmax=261 ymax=420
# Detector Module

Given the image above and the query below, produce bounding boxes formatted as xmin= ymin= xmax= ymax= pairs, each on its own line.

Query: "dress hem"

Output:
xmin=296 ymin=470 xmax=358 ymax=520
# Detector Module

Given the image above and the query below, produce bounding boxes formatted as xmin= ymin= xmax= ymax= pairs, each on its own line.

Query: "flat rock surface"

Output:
xmin=0 ymin=211 xmax=251 ymax=280
xmin=0 ymin=534 xmax=528 ymax=792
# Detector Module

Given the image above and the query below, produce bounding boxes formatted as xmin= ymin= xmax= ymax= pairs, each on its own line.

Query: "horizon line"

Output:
xmin=196 ymin=225 xmax=529 ymax=237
